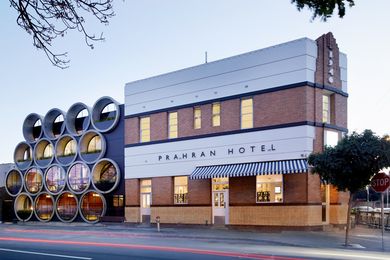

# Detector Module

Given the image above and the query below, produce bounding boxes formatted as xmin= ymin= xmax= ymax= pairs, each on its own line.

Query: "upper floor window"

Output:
xmin=87 ymin=135 xmax=101 ymax=153
xmin=43 ymin=143 xmax=53 ymax=159
xmin=241 ymin=98 xmax=253 ymax=129
xmin=140 ymin=117 xmax=150 ymax=142
xmin=212 ymin=103 xmax=221 ymax=127
xmin=64 ymin=139 xmax=77 ymax=156
xmin=174 ymin=176 xmax=188 ymax=204
xmin=322 ymin=94 xmax=333 ymax=124
xmin=168 ymin=112 xmax=178 ymax=139
xmin=193 ymin=107 xmax=201 ymax=129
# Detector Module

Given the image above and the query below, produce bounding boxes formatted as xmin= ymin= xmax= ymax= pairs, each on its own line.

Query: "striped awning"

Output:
xmin=190 ymin=159 xmax=308 ymax=180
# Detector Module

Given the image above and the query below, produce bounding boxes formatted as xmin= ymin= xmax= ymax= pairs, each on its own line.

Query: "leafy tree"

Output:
xmin=308 ymin=130 xmax=390 ymax=246
xmin=9 ymin=0 xmax=114 ymax=68
xmin=292 ymin=0 xmax=355 ymax=20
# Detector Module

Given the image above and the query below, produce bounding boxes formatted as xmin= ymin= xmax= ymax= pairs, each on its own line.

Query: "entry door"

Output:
xmin=212 ymin=190 xmax=229 ymax=225
xmin=140 ymin=193 xmax=151 ymax=222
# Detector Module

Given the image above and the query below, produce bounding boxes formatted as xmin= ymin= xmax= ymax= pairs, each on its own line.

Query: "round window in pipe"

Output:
xmin=44 ymin=165 xmax=66 ymax=195
xmin=5 ymin=169 xmax=24 ymax=196
xmin=24 ymin=167 xmax=43 ymax=195
xmin=13 ymin=142 xmax=33 ymax=170
xmin=91 ymin=97 xmax=120 ymax=133
xmin=67 ymin=162 xmax=90 ymax=194
xmin=23 ymin=113 xmax=43 ymax=143
xmin=79 ymin=191 xmax=106 ymax=223
xmin=55 ymin=135 xmax=77 ymax=166
xmin=65 ymin=103 xmax=91 ymax=136
xmin=34 ymin=138 xmax=54 ymax=168
xmin=91 ymin=159 xmax=120 ymax=194
xmin=14 ymin=193 xmax=34 ymax=222
xmin=55 ymin=191 xmax=78 ymax=222
xmin=34 ymin=192 xmax=55 ymax=222
xmin=78 ymin=130 xmax=106 ymax=164
xmin=43 ymin=108 xmax=66 ymax=140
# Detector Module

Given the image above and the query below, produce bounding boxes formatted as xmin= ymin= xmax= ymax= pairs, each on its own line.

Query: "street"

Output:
xmin=0 ymin=223 xmax=389 ymax=259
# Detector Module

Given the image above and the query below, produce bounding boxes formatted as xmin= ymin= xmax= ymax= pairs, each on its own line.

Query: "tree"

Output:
xmin=9 ymin=0 xmax=114 ymax=68
xmin=308 ymin=130 xmax=390 ymax=246
xmin=292 ymin=0 xmax=355 ymax=20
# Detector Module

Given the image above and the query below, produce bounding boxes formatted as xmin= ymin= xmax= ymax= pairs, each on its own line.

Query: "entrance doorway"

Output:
xmin=140 ymin=179 xmax=152 ymax=223
xmin=212 ymin=178 xmax=229 ymax=225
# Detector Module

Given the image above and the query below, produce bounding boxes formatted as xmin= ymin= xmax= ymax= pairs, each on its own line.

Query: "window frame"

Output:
xmin=255 ymin=175 xmax=283 ymax=203
xmin=168 ymin=111 xmax=178 ymax=139
xmin=193 ymin=107 xmax=201 ymax=129
xmin=140 ymin=116 xmax=151 ymax=143
xmin=212 ymin=102 xmax=221 ymax=127
xmin=174 ymin=176 xmax=188 ymax=204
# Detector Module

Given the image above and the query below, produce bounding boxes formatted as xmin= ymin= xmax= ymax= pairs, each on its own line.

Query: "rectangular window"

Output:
xmin=322 ymin=95 xmax=330 ymax=123
xmin=174 ymin=176 xmax=188 ymax=204
xmin=168 ymin=112 xmax=178 ymax=139
xmin=140 ymin=117 xmax=150 ymax=142
xmin=113 ymin=195 xmax=124 ymax=207
xmin=193 ymin=107 xmax=201 ymax=129
xmin=256 ymin=175 xmax=283 ymax=203
xmin=140 ymin=179 xmax=152 ymax=193
xmin=324 ymin=130 xmax=339 ymax=147
xmin=241 ymin=98 xmax=253 ymax=129
xmin=212 ymin=103 xmax=221 ymax=127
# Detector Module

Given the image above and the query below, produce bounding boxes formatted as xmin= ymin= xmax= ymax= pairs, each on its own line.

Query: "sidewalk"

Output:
xmin=4 ymin=221 xmax=389 ymax=252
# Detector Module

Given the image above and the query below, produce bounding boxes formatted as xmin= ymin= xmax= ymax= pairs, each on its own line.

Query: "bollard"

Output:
xmin=156 ymin=216 xmax=160 ymax=232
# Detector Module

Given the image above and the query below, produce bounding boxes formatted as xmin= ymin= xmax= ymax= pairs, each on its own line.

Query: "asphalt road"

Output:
xmin=0 ymin=223 xmax=388 ymax=260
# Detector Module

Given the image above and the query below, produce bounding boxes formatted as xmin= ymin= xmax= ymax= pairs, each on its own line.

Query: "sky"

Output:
xmin=0 ymin=0 xmax=389 ymax=163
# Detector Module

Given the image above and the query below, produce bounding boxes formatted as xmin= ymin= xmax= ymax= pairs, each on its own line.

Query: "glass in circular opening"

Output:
xmin=35 ymin=193 xmax=54 ymax=221
xmin=67 ymin=162 xmax=90 ymax=194
xmin=79 ymin=131 xmax=105 ymax=163
xmin=55 ymin=135 xmax=77 ymax=165
xmin=25 ymin=167 xmax=43 ymax=195
xmin=45 ymin=165 xmax=66 ymax=195
xmin=14 ymin=142 xmax=33 ymax=170
xmin=92 ymin=159 xmax=120 ymax=193
xmin=5 ymin=169 xmax=23 ymax=196
xmin=56 ymin=192 xmax=78 ymax=222
xmin=80 ymin=191 xmax=105 ymax=223
xmin=15 ymin=193 xmax=34 ymax=221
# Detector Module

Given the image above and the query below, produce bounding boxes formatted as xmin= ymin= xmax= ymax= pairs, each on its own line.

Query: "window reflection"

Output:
xmin=45 ymin=166 xmax=66 ymax=194
xmin=68 ymin=163 xmax=89 ymax=193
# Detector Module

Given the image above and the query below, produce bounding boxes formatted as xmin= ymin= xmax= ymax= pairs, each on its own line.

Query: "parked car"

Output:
xmin=374 ymin=208 xmax=390 ymax=213
xmin=352 ymin=206 xmax=374 ymax=213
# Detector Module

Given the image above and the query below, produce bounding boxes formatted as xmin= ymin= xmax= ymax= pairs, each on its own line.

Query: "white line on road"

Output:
xmin=0 ymin=248 xmax=92 ymax=259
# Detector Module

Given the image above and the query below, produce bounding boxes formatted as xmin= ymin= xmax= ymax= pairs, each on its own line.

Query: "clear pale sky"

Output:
xmin=0 ymin=1 xmax=389 ymax=163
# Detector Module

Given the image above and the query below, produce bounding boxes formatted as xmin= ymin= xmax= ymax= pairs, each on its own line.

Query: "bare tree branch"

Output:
xmin=9 ymin=0 xmax=114 ymax=68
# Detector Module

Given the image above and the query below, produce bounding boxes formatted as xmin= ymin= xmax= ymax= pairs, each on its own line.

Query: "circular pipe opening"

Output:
xmin=13 ymin=142 xmax=33 ymax=170
xmin=67 ymin=162 xmax=90 ymax=194
xmin=55 ymin=192 xmax=78 ymax=222
xmin=23 ymin=113 xmax=43 ymax=143
xmin=78 ymin=130 xmax=106 ymax=164
xmin=34 ymin=192 xmax=55 ymax=222
xmin=14 ymin=193 xmax=34 ymax=221
xmin=66 ymin=103 xmax=91 ymax=136
xmin=44 ymin=164 xmax=66 ymax=195
xmin=24 ymin=167 xmax=43 ymax=195
xmin=79 ymin=190 xmax=106 ymax=223
xmin=91 ymin=96 xmax=120 ymax=133
xmin=5 ymin=169 xmax=24 ymax=197
xmin=43 ymin=108 xmax=66 ymax=140
xmin=34 ymin=138 xmax=54 ymax=168
xmin=91 ymin=159 xmax=120 ymax=194
xmin=55 ymin=135 xmax=77 ymax=166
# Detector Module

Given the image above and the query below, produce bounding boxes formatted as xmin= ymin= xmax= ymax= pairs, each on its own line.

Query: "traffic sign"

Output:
xmin=371 ymin=172 xmax=390 ymax=193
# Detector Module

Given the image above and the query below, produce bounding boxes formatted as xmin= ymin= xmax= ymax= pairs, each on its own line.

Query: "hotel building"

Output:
xmin=124 ymin=33 xmax=349 ymax=228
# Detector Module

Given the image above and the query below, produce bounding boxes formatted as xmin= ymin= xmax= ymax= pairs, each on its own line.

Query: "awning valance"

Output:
xmin=190 ymin=159 xmax=308 ymax=180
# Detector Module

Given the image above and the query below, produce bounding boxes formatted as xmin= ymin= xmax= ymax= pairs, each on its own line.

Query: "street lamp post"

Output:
xmin=366 ymin=185 xmax=370 ymax=224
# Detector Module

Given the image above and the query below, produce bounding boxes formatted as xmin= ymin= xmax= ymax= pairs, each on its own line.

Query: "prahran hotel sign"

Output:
xmin=158 ymin=144 xmax=276 ymax=162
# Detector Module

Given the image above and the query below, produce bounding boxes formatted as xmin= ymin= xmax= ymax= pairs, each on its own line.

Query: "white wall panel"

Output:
xmin=125 ymin=125 xmax=315 ymax=179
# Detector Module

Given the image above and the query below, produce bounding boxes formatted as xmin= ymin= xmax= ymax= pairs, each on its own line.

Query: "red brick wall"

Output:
xmin=229 ymin=176 xmax=256 ymax=205
xmin=283 ymin=174 xmax=307 ymax=203
xmin=307 ymin=173 xmax=321 ymax=203
xmin=125 ymin=179 xmax=140 ymax=206
xmin=334 ymin=95 xmax=348 ymax=128
xmin=125 ymin=117 xmax=139 ymax=144
xmin=152 ymin=177 xmax=173 ymax=205
xmin=188 ymin=179 xmax=211 ymax=205
xmin=220 ymin=99 xmax=240 ymax=131
xmin=151 ymin=112 xmax=167 ymax=141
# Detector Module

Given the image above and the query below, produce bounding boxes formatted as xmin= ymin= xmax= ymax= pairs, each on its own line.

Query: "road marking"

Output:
xmin=0 ymin=248 xmax=92 ymax=259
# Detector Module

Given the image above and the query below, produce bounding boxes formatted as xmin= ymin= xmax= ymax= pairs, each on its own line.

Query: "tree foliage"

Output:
xmin=9 ymin=0 xmax=114 ymax=68
xmin=292 ymin=0 xmax=355 ymax=20
xmin=308 ymin=130 xmax=390 ymax=193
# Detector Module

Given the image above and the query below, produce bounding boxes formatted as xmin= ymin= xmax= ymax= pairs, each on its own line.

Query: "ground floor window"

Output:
xmin=174 ymin=176 xmax=188 ymax=204
xmin=113 ymin=195 xmax=124 ymax=207
xmin=256 ymin=175 xmax=283 ymax=203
